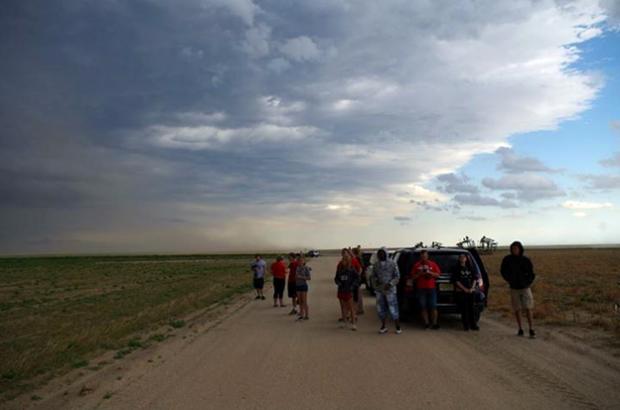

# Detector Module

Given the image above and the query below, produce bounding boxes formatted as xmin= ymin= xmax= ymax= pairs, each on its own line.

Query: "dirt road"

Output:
xmin=21 ymin=256 xmax=620 ymax=409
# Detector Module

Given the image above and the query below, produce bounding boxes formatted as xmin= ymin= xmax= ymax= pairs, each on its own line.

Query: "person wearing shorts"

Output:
xmin=335 ymin=249 xmax=360 ymax=331
xmin=371 ymin=247 xmax=401 ymax=334
xmin=250 ymin=255 xmax=266 ymax=300
xmin=271 ymin=256 xmax=287 ymax=307
xmin=295 ymin=256 xmax=311 ymax=321
xmin=410 ymin=250 xmax=441 ymax=329
xmin=501 ymin=241 xmax=536 ymax=338
xmin=287 ymin=253 xmax=299 ymax=315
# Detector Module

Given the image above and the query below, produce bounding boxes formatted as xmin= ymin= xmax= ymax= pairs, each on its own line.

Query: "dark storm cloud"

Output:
xmin=0 ymin=0 xmax=609 ymax=253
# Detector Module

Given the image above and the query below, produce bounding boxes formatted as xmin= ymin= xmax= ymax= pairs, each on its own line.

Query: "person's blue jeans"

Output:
xmin=376 ymin=291 xmax=399 ymax=321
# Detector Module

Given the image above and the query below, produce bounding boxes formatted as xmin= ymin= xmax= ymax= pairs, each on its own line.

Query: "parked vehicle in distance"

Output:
xmin=391 ymin=247 xmax=490 ymax=320
xmin=306 ymin=249 xmax=320 ymax=257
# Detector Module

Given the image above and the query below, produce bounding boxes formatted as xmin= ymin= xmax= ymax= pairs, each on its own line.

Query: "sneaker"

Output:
xmin=288 ymin=309 xmax=297 ymax=315
xmin=295 ymin=316 xmax=304 ymax=322
xmin=424 ymin=324 xmax=430 ymax=330
xmin=255 ymin=296 xmax=261 ymax=300
xmin=280 ymin=304 xmax=287 ymax=308
xmin=517 ymin=328 xmax=524 ymax=337
xmin=395 ymin=327 xmax=402 ymax=335
xmin=471 ymin=325 xmax=480 ymax=331
xmin=303 ymin=316 xmax=309 ymax=320
xmin=431 ymin=324 xmax=440 ymax=330
xmin=351 ymin=324 xmax=357 ymax=331
xmin=273 ymin=304 xmax=278 ymax=307
xmin=379 ymin=327 xmax=388 ymax=334
xmin=339 ymin=322 xmax=346 ymax=329
xmin=261 ymin=296 xmax=265 ymax=300
xmin=529 ymin=329 xmax=536 ymax=339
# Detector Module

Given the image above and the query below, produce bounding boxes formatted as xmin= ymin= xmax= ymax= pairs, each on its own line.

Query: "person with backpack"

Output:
xmin=501 ymin=241 xmax=536 ymax=338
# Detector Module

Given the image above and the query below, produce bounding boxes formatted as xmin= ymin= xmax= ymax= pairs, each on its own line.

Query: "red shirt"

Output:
xmin=271 ymin=261 xmax=287 ymax=279
xmin=410 ymin=260 xmax=441 ymax=289
xmin=288 ymin=261 xmax=299 ymax=281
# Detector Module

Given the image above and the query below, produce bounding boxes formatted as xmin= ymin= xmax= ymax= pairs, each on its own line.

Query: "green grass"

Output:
xmin=0 ymin=253 xmax=276 ymax=401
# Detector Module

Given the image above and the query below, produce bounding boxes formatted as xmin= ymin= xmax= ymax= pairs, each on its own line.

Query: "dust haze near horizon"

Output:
xmin=1 ymin=0 xmax=620 ymax=255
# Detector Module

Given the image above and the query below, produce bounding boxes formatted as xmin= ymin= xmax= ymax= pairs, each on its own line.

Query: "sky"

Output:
xmin=1 ymin=0 xmax=619 ymax=255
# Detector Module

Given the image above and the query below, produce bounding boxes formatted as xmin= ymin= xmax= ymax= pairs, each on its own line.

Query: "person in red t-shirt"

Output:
xmin=410 ymin=250 xmax=441 ymax=329
xmin=287 ymin=253 xmax=299 ymax=315
xmin=271 ymin=256 xmax=287 ymax=307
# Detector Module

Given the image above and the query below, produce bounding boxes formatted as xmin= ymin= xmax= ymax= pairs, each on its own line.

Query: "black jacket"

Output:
xmin=334 ymin=265 xmax=360 ymax=293
xmin=500 ymin=254 xmax=535 ymax=289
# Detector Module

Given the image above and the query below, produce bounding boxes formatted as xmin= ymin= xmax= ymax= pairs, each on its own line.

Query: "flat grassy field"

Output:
xmin=0 ymin=254 xmax=274 ymax=400
xmin=480 ymin=248 xmax=620 ymax=346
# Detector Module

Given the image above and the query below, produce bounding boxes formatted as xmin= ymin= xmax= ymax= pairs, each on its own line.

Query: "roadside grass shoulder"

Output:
xmin=0 ymin=253 xmax=277 ymax=401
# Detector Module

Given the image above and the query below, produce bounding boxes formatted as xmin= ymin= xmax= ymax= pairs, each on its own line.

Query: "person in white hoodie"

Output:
xmin=371 ymin=247 xmax=401 ymax=334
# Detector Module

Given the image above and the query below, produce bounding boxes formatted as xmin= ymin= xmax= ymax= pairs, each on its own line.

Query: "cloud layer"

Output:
xmin=0 ymin=0 xmax=617 ymax=253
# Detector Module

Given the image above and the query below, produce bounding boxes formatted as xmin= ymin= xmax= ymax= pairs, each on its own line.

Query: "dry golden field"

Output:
xmin=480 ymin=248 xmax=620 ymax=349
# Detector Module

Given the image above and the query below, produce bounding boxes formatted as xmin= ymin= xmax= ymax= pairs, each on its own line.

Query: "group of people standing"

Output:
xmin=251 ymin=253 xmax=311 ymax=321
xmin=251 ymin=241 xmax=536 ymax=338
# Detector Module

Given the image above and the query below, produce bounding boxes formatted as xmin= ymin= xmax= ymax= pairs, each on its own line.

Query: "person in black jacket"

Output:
xmin=451 ymin=254 xmax=481 ymax=331
xmin=501 ymin=241 xmax=536 ymax=338
xmin=335 ymin=250 xmax=360 ymax=331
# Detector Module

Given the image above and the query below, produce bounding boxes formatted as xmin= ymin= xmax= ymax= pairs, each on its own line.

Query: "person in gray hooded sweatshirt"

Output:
xmin=371 ymin=247 xmax=401 ymax=334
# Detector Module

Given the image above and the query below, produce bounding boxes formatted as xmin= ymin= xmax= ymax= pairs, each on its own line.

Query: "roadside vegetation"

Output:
xmin=481 ymin=248 xmax=620 ymax=349
xmin=0 ymin=254 xmax=274 ymax=400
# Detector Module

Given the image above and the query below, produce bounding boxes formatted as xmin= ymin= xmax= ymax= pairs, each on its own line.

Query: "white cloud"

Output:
xmin=496 ymin=147 xmax=556 ymax=173
xmin=332 ymin=99 xmax=358 ymax=111
xmin=581 ymin=174 xmax=620 ymax=190
xmin=562 ymin=200 xmax=613 ymax=209
xmin=205 ymin=0 xmax=260 ymax=26
xmin=573 ymin=211 xmax=588 ymax=218
xmin=242 ymin=23 xmax=271 ymax=58
xmin=482 ymin=173 xmax=565 ymax=201
xmin=176 ymin=111 xmax=226 ymax=124
xmin=454 ymin=193 xmax=517 ymax=208
xmin=279 ymin=36 xmax=320 ymax=62
xmin=150 ymin=123 xmax=320 ymax=150
xmin=600 ymin=152 xmax=620 ymax=167
xmin=601 ymin=0 xmax=620 ymax=29
xmin=267 ymin=57 xmax=291 ymax=73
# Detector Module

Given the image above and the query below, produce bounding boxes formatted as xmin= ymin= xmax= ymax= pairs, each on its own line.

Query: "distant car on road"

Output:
xmin=306 ymin=250 xmax=320 ymax=257
xmin=391 ymin=247 xmax=490 ymax=320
